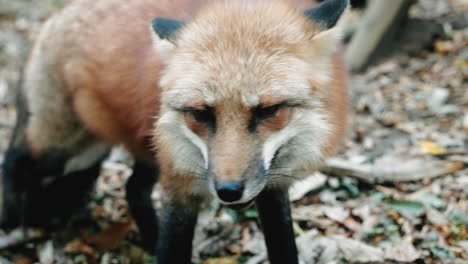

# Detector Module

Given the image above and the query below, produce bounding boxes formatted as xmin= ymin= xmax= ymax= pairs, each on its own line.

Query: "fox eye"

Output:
xmin=189 ymin=109 xmax=214 ymax=123
xmin=255 ymin=104 xmax=281 ymax=120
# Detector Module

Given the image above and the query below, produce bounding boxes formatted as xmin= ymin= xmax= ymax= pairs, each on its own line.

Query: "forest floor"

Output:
xmin=0 ymin=0 xmax=467 ymax=263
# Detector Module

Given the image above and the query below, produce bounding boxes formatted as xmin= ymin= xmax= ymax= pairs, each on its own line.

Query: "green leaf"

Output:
xmin=416 ymin=192 xmax=446 ymax=209
xmin=387 ymin=200 xmax=424 ymax=216
xmin=243 ymin=208 xmax=258 ymax=218
xmin=370 ymin=191 xmax=387 ymax=203
xmin=448 ymin=208 xmax=468 ymax=225
xmin=362 ymin=215 xmax=400 ymax=244
xmin=428 ymin=245 xmax=456 ymax=259
xmin=341 ymin=178 xmax=360 ymax=198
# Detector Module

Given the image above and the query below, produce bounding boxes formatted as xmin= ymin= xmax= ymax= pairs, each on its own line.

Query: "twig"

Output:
xmin=321 ymin=157 xmax=464 ymax=184
xmin=0 ymin=234 xmax=50 ymax=252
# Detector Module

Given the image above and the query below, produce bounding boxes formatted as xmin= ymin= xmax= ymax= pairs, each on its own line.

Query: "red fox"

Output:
xmin=1 ymin=0 xmax=349 ymax=263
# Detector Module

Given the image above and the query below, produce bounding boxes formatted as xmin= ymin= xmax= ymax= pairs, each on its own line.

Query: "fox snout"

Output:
xmin=210 ymin=162 xmax=266 ymax=204
xmin=215 ymin=181 xmax=244 ymax=203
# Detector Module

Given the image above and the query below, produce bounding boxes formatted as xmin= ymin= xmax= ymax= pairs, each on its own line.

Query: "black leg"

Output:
xmin=256 ymin=188 xmax=298 ymax=264
xmin=25 ymin=154 xmax=105 ymax=227
xmin=156 ymin=198 xmax=199 ymax=264
xmin=1 ymin=142 xmax=106 ymax=228
xmin=1 ymin=82 xmax=32 ymax=229
xmin=1 ymin=143 xmax=70 ymax=228
xmin=125 ymin=160 xmax=159 ymax=253
xmin=1 ymin=146 xmax=33 ymax=229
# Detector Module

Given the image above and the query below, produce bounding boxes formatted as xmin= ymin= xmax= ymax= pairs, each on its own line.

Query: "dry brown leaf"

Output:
xmin=343 ymin=217 xmax=362 ymax=232
xmin=454 ymin=59 xmax=468 ymax=68
xmin=83 ymin=220 xmax=134 ymax=250
xmin=12 ymin=256 xmax=32 ymax=264
xmin=64 ymin=239 xmax=96 ymax=257
xmin=202 ymin=257 xmax=238 ymax=264
xmin=435 ymin=40 xmax=456 ymax=54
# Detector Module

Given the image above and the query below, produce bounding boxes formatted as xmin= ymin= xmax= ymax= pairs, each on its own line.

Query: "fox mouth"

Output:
xmin=225 ymin=198 xmax=255 ymax=210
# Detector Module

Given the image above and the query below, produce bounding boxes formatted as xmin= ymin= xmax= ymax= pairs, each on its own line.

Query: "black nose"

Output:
xmin=216 ymin=181 xmax=244 ymax=202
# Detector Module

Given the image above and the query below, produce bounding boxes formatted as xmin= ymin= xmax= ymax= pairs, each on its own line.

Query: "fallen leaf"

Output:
xmin=333 ymin=236 xmax=385 ymax=263
xmin=425 ymin=207 xmax=449 ymax=226
xmin=83 ymin=220 xmax=134 ymax=250
xmin=12 ymin=256 xmax=31 ymax=264
xmin=244 ymin=254 xmax=267 ymax=264
xmin=292 ymin=205 xmax=324 ymax=221
xmin=435 ymin=40 xmax=456 ymax=54
xmin=38 ymin=240 xmax=56 ymax=264
xmin=297 ymin=230 xmax=339 ymax=264
xmin=64 ymin=239 xmax=96 ymax=257
xmin=428 ymin=245 xmax=456 ymax=259
xmin=289 ymin=172 xmax=327 ymax=201
xmin=202 ymin=257 xmax=238 ymax=264
xmin=387 ymin=200 xmax=424 ymax=217
xmin=343 ymin=217 xmax=362 ymax=232
xmin=458 ymin=240 xmax=468 ymax=248
xmin=420 ymin=140 xmax=447 ymax=155
xmin=323 ymin=206 xmax=349 ymax=223
xmin=385 ymin=240 xmax=420 ymax=262
xmin=463 ymin=113 xmax=468 ymax=132
xmin=416 ymin=192 xmax=446 ymax=209
xmin=454 ymin=58 xmax=468 ymax=68
xmin=242 ymin=232 xmax=265 ymax=255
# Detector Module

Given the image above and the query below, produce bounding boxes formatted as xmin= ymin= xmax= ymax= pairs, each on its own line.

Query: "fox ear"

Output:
xmin=152 ymin=17 xmax=186 ymax=40
xmin=304 ymin=0 xmax=349 ymax=30
xmin=305 ymin=0 xmax=348 ymax=58
xmin=151 ymin=17 xmax=186 ymax=64
xmin=304 ymin=0 xmax=349 ymax=85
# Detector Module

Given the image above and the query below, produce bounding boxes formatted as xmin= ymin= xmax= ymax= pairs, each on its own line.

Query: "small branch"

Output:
xmin=322 ymin=157 xmax=464 ymax=184
xmin=0 ymin=233 xmax=49 ymax=252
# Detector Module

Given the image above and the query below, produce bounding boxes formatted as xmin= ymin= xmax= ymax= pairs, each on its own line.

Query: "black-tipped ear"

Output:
xmin=304 ymin=0 xmax=348 ymax=29
xmin=151 ymin=17 xmax=186 ymax=40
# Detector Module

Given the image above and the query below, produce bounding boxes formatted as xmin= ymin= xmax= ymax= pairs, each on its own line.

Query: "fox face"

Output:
xmin=153 ymin=0 xmax=348 ymax=206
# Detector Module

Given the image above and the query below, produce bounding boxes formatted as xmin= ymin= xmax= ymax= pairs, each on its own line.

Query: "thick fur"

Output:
xmin=1 ymin=0 xmax=348 ymax=262
xmin=155 ymin=0 xmax=348 ymax=204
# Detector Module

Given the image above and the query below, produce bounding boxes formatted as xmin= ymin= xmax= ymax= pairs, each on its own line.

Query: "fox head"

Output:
xmin=152 ymin=0 xmax=348 ymax=206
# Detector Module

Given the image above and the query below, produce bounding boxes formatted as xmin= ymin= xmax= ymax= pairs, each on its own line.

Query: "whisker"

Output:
xmin=267 ymin=173 xmax=301 ymax=180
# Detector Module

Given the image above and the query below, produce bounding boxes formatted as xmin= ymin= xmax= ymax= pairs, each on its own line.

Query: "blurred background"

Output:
xmin=0 ymin=0 xmax=467 ymax=263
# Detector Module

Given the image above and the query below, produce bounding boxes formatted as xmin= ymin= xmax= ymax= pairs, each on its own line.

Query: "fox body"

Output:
xmin=1 ymin=0 xmax=349 ymax=263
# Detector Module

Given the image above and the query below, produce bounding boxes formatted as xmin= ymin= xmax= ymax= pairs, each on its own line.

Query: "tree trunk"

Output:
xmin=345 ymin=0 xmax=416 ymax=72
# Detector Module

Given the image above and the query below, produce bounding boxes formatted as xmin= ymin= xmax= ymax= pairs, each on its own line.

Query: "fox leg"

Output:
xmin=156 ymin=197 xmax=200 ymax=263
xmin=1 ymin=130 xmax=110 ymax=228
xmin=1 ymin=78 xmax=35 ymax=228
xmin=1 ymin=59 xmax=110 ymax=228
xmin=256 ymin=188 xmax=299 ymax=264
xmin=125 ymin=160 xmax=159 ymax=252
xmin=25 ymin=143 xmax=110 ymax=227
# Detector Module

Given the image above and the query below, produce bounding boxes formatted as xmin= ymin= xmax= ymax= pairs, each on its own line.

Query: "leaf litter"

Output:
xmin=0 ymin=0 xmax=466 ymax=263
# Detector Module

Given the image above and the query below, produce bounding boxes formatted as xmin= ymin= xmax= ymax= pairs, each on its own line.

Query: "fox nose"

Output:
xmin=216 ymin=181 xmax=244 ymax=202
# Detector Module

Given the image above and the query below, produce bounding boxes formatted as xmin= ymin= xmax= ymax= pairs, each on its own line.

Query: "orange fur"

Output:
xmin=38 ymin=0 xmax=320 ymax=159
xmin=27 ymin=0 xmax=347 ymax=198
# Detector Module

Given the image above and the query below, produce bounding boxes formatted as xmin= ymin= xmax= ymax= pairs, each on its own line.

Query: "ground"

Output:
xmin=0 ymin=0 xmax=467 ymax=263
